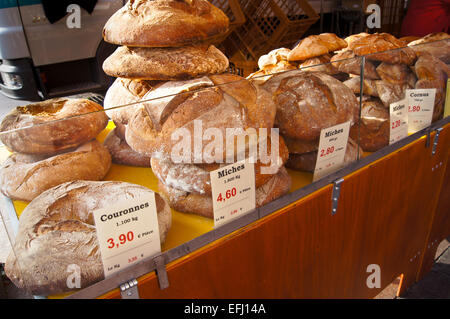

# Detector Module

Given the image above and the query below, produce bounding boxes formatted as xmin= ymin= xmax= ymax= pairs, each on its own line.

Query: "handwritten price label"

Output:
xmin=406 ymin=89 xmax=436 ymax=134
xmin=389 ymin=99 xmax=408 ymax=145
xmin=210 ymin=160 xmax=256 ymax=228
xmin=313 ymin=121 xmax=351 ymax=182
xmin=93 ymin=193 xmax=161 ymax=277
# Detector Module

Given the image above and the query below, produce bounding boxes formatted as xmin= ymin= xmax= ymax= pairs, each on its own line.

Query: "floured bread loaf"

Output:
xmin=408 ymin=32 xmax=450 ymax=63
xmin=262 ymin=70 xmax=359 ymax=141
xmin=125 ymin=74 xmax=277 ymax=160
xmin=0 ymin=140 xmax=112 ymax=202
xmin=102 ymin=45 xmax=229 ymax=81
xmin=349 ymin=33 xmax=417 ymax=65
xmin=4 ymin=180 xmax=172 ymax=296
xmin=349 ymin=98 xmax=389 ymax=152
xmin=158 ymin=166 xmax=291 ymax=218
xmin=103 ymin=0 xmax=229 ymax=47
xmin=331 ymin=49 xmax=380 ymax=80
xmin=103 ymin=128 xmax=151 ymax=167
xmin=286 ymin=138 xmax=362 ymax=172
xmin=288 ymin=33 xmax=347 ymax=61
xmin=151 ymin=134 xmax=289 ymax=195
xmin=0 ymin=98 xmax=108 ymax=155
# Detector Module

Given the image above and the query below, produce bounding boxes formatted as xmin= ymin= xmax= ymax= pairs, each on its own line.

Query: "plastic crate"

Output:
xmin=209 ymin=0 xmax=246 ymax=45
xmin=227 ymin=0 xmax=320 ymax=61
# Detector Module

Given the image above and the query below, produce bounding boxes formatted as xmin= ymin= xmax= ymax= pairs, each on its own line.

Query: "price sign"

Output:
xmin=313 ymin=121 xmax=351 ymax=182
xmin=406 ymin=89 xmax=436 ymax=134
xmin=93 ymin=193 xmax=161 ymax=277
xmin=210 ymin=160 xmax=256 ymax=228
xmin=389 ymin=98 xmax=408 ymax=144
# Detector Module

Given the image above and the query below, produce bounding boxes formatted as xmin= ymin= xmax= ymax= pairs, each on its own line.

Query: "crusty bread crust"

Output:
xmin=0 ymin=98 xmax=108 ymax=155
xmin=103 ymin=45 xmax=229 ymax=80
xmin=103 ymin=0 xmax=229 ymax=47
xmin=0 ymin=140 xmax=112 ymax=202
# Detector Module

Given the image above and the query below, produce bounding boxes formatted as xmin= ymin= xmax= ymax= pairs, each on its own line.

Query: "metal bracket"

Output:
xmin=154 ymin=255 xmax=170 ymax=290
xmin=119 ymin=279 xmax=140 ymax=299
xmin=431 ymin=127 xmax=443 ymax=155
xmin=331 ymin=178 xmax=344 ymax=215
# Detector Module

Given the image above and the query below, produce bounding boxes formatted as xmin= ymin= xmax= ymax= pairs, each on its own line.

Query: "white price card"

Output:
xmin=210 ymin=160 xmax=256 ymax=228
xmin=406 ymin=89 xmax=436 ymax=134
xmin=389 ymin=98 xmax=408 ymax=145
xmin=313 ymin=121 xmax=351 ymax=182
xmin=93 ymin=193 xmax=161 ymax=277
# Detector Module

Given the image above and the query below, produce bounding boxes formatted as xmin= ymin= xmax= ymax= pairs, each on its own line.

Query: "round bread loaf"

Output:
xmin=103 ymin=45 xmax=229 ymax=81
xmin=0 ymin=140 xmax=112 ymax=202
xmin=349 ymin=98 xmax=389 ymax=152
xmin=158 ymin=166 xmax=291 ymax=218
xmin=4 ymin=180 xmax=172 ymax=296
xmin=286 ymin=138 xmax=362 ymax=172
xmin=151 ymin=134 xmax=289 ymax=195
xmin=103 ymin=0 xmax=229 ymax=47
xmin=348 ymin=33 xmax=417 ymax=65
xmin=258 ymin=48 xmax=292 ymax=70
xmin=262 ymin=70 xmax=359 ymax=141
xmin=287 ymin=33 xmax=347 ymax=62
xmin=125 ymin=74 xmax=277 ymax=160
xmin=103 ymin=128 xmax=151 ymax=167
xmin=0 ymin=98 xmax=108 ymax=155
xmin=283 ymin=135 xmax=319 ymax=154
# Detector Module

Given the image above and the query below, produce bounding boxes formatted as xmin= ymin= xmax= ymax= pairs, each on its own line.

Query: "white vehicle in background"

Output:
xmin=0 ymin=0 xmax=124 ymax=100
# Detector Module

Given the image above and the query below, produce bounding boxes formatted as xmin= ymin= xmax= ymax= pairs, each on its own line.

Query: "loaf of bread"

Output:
xmin=330 ymin=49 xmax=380 ymax=80
xmin=102 ymin=45 xmax=229 ymax=81
xmin=414 ymin=53 xmax=450 ymax=121
xmin=0 ymin=140 xmax=111 ymax=202
xmin=349 ymin=33 xmax=416 ymax=65
xmin=288 ymin=33 xmax=347 ymax=61
xmin=0 ymin=98 xmax=108 ymax=155
xmin=103 ymin=0 xmax=229 ymax=47
xmin=4 ymin=180 xmax=172 ymax=296
xmin=125 ymin=74 xmax=277 ymax=160
xmin=103 ymin=128 xmax=151 ymax=167
xmin=349 ymin=98 xmax=389 ymax=152
xmin=408 ymin=32 xmax=450 ymax=63
xmin=262 ymin=70 xmax=359 ymax=141
xmin=158 ymin=166 xmax=291 ymax=218
xmin=343 ymin=76 xmax=379 ymax=97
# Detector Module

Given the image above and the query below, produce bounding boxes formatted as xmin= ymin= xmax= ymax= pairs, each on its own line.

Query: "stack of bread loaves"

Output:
xmin=247 ymin=33 xmax=362 ymax=173
xmin=101 ymin=0 xmax=291 ymax=218
xmin=330 ymin=32 xmax=449 ymax=152
xmin=101 ymin=0 xmax=230 ymax=167
xmin=0 ymin=98 xmax=111 ymax=201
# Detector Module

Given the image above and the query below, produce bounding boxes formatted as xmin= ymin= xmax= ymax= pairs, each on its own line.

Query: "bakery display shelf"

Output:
xmin=0 ymin=120 xmax=314 ymax=299
xmin=48 ymin=116 xmax=449 ymax=299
